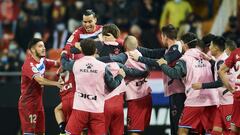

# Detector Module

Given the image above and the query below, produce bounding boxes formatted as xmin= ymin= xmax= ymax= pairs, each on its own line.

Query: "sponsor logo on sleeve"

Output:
xmin=32 ymin=67 xmax=39 ymax=73
xmin=67 ymin=35 xmax=74 ymax=43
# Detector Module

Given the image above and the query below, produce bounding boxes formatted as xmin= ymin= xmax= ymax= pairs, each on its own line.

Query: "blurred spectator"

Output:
xmin=222 ymin=16 xmax=240 ymax=47
xmin=160 ymin=0 xmax=192 ymax=28
xmin=178 ymin=13 xmax=202 ymax=39
xmin=0 ymin=0 xmax=20 ymax=38
xmin=137 ymin=0 xmax=160 ymax=49
xmin=50 ymin=0 xmax=67 ymax=27
xmin=15 ymin=0 xmax=44 ymax=50
xmin=41 ymin=0 xmax=54 ymax=27
xmin=201 ymin=33 xmax=216 ymax=54
xmin=88 ymin=0 xmax=116 ymax=25
xmin=91 ymin=0 xmax=105 ymax=24
xmin=0 ymin=48 xmax=9 ymax=72
xmin=138 ymin=0 xmax=159 ymax=29
xmin=101 ymin=0 xmax=115 ymax=24
xmin=7 ymin=40 xmax=25 ymax=71
xmin=49 ymin=22 xmax=70 ymax=49
xmin=0 ymin=39 xmax=25 ymax=82
xmin=22 ymin=0 xmax=44 ymax=33
xmin=0 ymin=31 xmax=14 ymax=50
xmin=129 ymin=24 xmax=142 ymax=42
xmin=15 ymin=11 xmax=31 ymax=51
xmin=0 ymin=39 xmax=25 ymax=71
xmin=112 ymin=0 xmax=137 ymax=30
xmin=67 ymin=0 xmax=84 ymax=32
xmin=225 ymin=39 xmax=237 ymax=56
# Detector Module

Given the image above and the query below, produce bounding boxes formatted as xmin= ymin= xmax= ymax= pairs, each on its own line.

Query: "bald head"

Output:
xmin=124 ymin=36 xmax=138 ymax=51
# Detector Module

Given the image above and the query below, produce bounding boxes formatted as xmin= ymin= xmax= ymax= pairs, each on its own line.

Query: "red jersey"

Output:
xmin=225 ymin=48 xmax=240 ymax=91
xmin=58 ymin=70 xmax=75 ymax=98
xmin=58 ymin=51 xmax=84 ymax=98
xmin=19 ymin=54 xmax=56 ymax=111
xmin=64 ymin=25 xmax=103 ymax=54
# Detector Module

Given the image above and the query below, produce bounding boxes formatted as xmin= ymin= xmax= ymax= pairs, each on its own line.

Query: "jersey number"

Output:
xmin=29 ymin=114 xmax=37 ymax=123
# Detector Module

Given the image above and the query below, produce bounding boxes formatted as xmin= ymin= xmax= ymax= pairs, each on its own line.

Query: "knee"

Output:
xmin=211 ymin=126 xmax=223 ymax=135
xmin=211 ymin=131 xmax=222 ymax=135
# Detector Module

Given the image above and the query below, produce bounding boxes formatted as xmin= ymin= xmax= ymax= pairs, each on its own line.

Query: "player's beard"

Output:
xmin=36 ymin=50 xmax=45 ymax=58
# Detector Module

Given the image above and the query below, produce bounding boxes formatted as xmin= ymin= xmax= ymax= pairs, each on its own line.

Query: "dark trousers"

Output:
xmin=169 ymin=93 xmax=186 ymax=135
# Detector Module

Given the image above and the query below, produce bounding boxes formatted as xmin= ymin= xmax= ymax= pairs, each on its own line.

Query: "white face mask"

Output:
xmin=54 ymin=0 xmax=62 ymax=6
xmin=56 ymin=23 xmax=65 ymax=31
xmin=75 ymin=1 xmax=83 ymax=9
xmin=174 ymin=0 xmax=182 ymax=3
xmin=9 ymin=42 xmax=17 ymax=51
xmin=33 ymin=32 xmax=42 ymax=39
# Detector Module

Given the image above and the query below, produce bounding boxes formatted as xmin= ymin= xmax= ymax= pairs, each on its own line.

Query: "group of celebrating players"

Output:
xmin=18 ymin=9 xmax=240 ymax=135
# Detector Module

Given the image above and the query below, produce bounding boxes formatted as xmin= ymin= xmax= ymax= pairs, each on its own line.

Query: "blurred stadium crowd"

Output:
xmin=0 ymin=0 xmax=239 ymax=82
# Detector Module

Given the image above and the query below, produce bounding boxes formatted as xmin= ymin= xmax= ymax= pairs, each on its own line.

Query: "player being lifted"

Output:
xmin=54 ymin=9 xmax=103 ymax=134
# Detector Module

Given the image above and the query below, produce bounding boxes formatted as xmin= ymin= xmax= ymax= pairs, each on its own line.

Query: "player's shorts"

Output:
xmin=104 ymin=94 xmax=124 ymax=135
xmin=65 ymin=109 xmax=105 ymax=135
xmin=19 ymin=108 xmax=45 ymax=134
xmin=231 ymin=91 xmax=240 ymax=127
xmin=61 ymin=93 xmax=74 ymax=122
xmin=179 ymin=106 xmax=217 ymax=133
xmin=213 ymin=104 xmax=232 ymax=130
xmin=127 ymin=94 xmax=152 ymax=132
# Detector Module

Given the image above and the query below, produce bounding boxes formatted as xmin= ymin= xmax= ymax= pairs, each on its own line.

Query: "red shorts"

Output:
xmin=213 ymin=104 xmax=232 ymax=130
xmin=127 ymin=94 xmax=152 ymax=132
xmin=231 ymin=91 xmax=240 ymax=127
xmin=179 ymin=106 xmax=217 ymax=133
xmin=104 ymin=94 xmax=124 ymax=135
xmin=65 ymin=109 xmax=106 ymax=135
xmin=18 ymin=108 xmax=45 ymax=134
xmin=61 ymin=93 xmax=74 ymax=122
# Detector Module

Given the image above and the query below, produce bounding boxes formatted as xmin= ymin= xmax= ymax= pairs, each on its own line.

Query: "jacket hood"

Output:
xmin=184 ymin=48 xmax=203 ymax=60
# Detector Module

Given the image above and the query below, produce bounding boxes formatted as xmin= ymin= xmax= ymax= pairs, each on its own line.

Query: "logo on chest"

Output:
xmin=30 ymin=59 xmax=46 ymax=74
xmin=195 ymin=59 xmax=206 ymax=68
xmin=79 ymin=63 xmax=98 ymax=73
xmin=78 ymin=92 xmax=97 ymax=100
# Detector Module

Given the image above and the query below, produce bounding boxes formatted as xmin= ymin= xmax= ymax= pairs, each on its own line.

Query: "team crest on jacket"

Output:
xmin=86 ymin=63 xmax=93 ymax=69
xmin=226 ymin=115 xmax=231 ymax=122
xmin=80 ymin=63 xmax=97 ymax=73
xmin=195 ymin=59 xmax=206 ymax=68
xmin=31 ymin=67 xmax=39 ymax=73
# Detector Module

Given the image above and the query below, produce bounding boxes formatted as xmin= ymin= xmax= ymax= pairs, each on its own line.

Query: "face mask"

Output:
xmin=75 ymin=1 xmax=83 ymax=9
xmin=33 ymin=32 xmax=42 ymax=39
xmin=54 ymin=0 xmax=62 ymax=6
xmin=27 ymin=0 xmax=37 ymax=5
xmin=1 ymin=56 xmax=8 ymax=64
xmin=9 ymin=42 xmax=17 ymax=51
xmin=174 ymin=0 xmax=182 ymax=3
xmin=56 ymin=23 xmax=65 ymax=31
